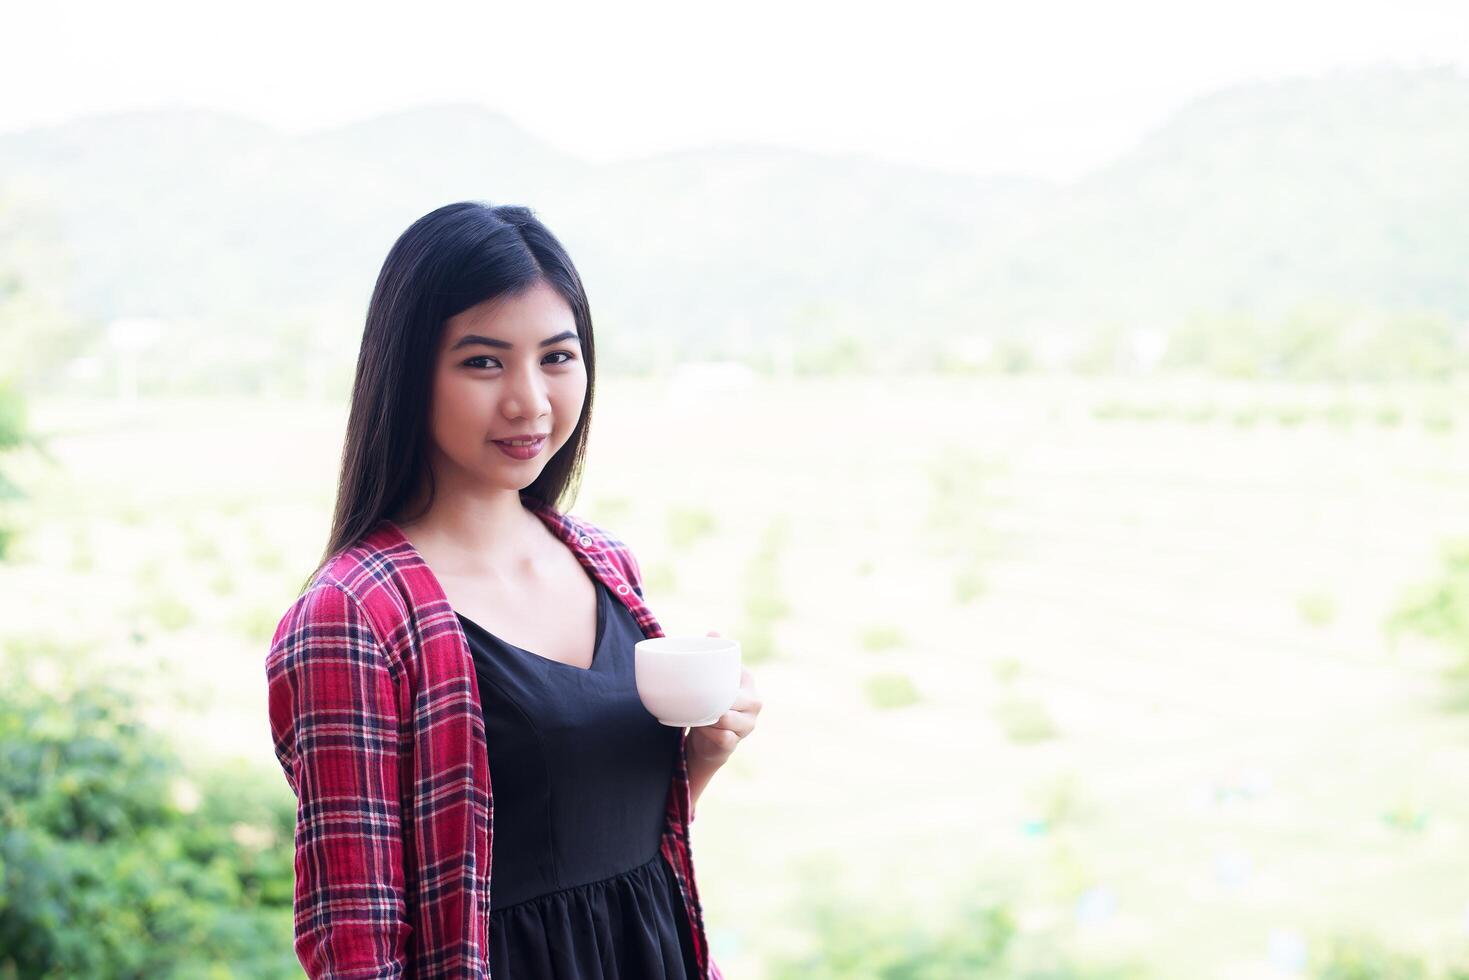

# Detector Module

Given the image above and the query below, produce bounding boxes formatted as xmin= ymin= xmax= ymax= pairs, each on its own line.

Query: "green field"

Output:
xmin=5 ymin=373 xmax=1469 ymax=978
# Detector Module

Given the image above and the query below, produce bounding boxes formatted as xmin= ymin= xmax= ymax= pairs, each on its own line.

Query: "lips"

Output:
xmin=492 ymin=436 xmax=547 ymax=460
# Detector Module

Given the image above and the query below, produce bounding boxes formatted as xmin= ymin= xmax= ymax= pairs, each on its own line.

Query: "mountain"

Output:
xmin=1 ymin=66 xmax=1466 ymax=378
xmin=934 ymin=66 xmax=1469 ymax=329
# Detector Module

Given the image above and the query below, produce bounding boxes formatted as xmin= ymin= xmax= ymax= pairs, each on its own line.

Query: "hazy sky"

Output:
xmin=6 ymin=0 xmax=1466 ymax=182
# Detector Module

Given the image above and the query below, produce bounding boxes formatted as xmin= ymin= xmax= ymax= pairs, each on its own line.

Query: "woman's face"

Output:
xmin=425 ymin=280 xmax=588 ymax=497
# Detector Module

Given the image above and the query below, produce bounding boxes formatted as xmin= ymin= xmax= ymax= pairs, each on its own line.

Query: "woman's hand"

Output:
xmin=687 ymin=630 xmax=762 ymax=767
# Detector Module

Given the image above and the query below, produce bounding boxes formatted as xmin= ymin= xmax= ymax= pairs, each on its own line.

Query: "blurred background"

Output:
xmin=3 ymin=1 xmax=1469 ymax=977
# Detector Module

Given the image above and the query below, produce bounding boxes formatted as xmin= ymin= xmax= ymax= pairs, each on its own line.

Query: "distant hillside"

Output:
xmin=1 ymin=66 xmax=1466 ymax=381
xmin=931 ymin=66 xmax=1469 ymax=330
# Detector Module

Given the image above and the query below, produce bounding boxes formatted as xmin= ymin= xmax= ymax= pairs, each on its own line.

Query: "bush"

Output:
xmin=859 ymin=625 xmax=906 ymax=652
xmin=736 ymin=516 xmax=791 ymax=665
xmin=765 ymin=877 xmax=1017 ymax=979
xmin=668 ymin=507 xmax=717 ymax=549
xmin=764 ymin=860 xmax=1147 ymax=979
xmin=1298 ymin=928 xmax=1469 ymax=979
xmin=0 ymin=380 xmax=27 ymax=560
xmin=992 ymin=695 xmax=1059 ymax=744
xmin=1311 ymin=932 xmax=1431 ymax=979
xmin=864 ymin=673 xmax=921 ymax=710
xmin=1297 ymin=592 xmax=1338 ymax=627
xmin=1386 ymin=538 xmax=1469 ymax=678
xmin=0 ymin=639 xmax=299 ymax=978
xmin=955 ymin=562 xmax=987 ymax=603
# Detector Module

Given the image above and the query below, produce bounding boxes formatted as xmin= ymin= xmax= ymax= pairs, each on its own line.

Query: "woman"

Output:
xmin=265 ymin=201 xmax=760 ymax=978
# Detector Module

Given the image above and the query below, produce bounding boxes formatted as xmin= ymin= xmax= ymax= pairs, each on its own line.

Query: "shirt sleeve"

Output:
xmin=266 ymin=582 xmax=411 ymax=979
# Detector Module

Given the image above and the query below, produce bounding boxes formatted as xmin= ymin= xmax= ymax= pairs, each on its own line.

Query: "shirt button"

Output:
xmin=578 ymin=536 xmax=592 ymax=546
xmin=616 ymin=583 xmax=630 ymax=595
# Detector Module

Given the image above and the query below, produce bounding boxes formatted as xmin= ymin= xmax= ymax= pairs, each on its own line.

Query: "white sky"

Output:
xmin=4 ymin=0 xmax=1466 ymax=182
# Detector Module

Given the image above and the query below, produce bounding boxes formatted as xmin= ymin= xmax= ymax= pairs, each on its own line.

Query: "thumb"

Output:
xmin=706 ymin=630 xmax=722 ymax=637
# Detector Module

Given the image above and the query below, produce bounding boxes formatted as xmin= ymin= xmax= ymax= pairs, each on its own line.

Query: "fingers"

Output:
xmin=703 ymin=707 xmax=756 ymax=737
xmin=698 ymin=728 xmax=740 ymax=754
xmin=729 ymin=689 xmax=762 ymax=713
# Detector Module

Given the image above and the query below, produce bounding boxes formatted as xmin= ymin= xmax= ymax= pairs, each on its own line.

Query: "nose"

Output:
xmin=500 ymin=359 xmax=552 ymax=423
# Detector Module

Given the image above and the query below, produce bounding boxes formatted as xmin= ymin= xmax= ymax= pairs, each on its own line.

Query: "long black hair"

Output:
xmin=305 ymin=201 xmax=597 ymax=592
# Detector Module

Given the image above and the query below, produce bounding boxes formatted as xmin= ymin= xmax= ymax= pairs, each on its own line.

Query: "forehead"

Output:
xmin=444 ymin=282 xmax=576 ymax=340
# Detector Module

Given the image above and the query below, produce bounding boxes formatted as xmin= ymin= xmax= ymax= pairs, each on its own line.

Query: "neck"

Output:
xmin=395 ymin=482 xmax=548 ymax=578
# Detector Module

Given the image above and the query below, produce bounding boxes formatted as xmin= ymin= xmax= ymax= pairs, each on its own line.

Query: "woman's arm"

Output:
xmin=686 ymin=745 xmax=726 ymax=819
xmin=685 ymin=657 xmax=762 ymax=820
xmin=266 ymin=583 xmax=411 ymax=978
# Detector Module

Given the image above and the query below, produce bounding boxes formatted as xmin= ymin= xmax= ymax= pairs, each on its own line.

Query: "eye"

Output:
xmin=463 ymin=351 xmax=577 ymax=369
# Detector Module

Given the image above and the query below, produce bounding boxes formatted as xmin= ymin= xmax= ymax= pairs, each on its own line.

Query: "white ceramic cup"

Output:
xmin=634 ymin=635 xmax=741 ymax=727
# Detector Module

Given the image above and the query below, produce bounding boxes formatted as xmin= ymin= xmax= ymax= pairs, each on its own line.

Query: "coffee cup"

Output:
xmin=634 ymin=635 xmax=741 ymax=727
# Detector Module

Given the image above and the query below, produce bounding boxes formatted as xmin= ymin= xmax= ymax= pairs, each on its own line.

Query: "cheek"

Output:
xmin=552 ymin=373 xmax=588 ymax=421
xmin=431 ymin=375 xmax=483 ymax=441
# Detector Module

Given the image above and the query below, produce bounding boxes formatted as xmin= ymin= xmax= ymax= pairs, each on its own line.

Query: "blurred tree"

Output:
xmin=0 ymin=381 xmax=26 ymax=561
xmin=0 ymin=186 xmax=92 ymax=395
xmin=0 ymin=638 xmax=299 ymax=978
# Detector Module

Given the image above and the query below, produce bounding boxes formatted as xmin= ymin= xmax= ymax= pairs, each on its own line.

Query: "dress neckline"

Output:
xmin=457 ymin=575 xmax=608 ymax=672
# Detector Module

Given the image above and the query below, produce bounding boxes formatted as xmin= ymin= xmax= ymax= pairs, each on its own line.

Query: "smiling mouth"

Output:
xmin=492 ymin=436 xmax=547 ymax=459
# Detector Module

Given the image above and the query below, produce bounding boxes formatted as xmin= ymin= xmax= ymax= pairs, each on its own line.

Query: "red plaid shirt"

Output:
xmin=266 ymin=499 xmax=724 ymax=978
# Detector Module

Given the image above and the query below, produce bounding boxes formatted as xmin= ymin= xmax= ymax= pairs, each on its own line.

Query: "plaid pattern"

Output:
xmin=266 ymin=498 xmax=723 ymax=978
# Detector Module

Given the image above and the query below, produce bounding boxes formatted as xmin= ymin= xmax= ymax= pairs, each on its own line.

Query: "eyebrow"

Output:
xmin=449 ymin=330 xmax=579 ymax=352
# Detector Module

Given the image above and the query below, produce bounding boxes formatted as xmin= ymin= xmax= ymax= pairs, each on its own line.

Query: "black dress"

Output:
xmin=456 ymin=574 xmax=702 ymax=979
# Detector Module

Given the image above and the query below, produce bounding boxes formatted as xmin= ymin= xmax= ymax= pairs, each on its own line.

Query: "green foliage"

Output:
xmin=859 ymin=624 xmax=906 ymax=652
xmin=0 ymin=382 xmax=23 ymax=453
xmin=1310 ymin=933 xmax=1434 ymax=979
xmin=955 ymin=562 xmax=988 ymax=603
xmin=147 ymin=594 xmax=195 ymax=632
xmin=1297 ymin=592 xmax=1338 ymax=628
xmin=209 ymin=568 xmax=235 ymax=597
xmin=1272 ymin=404 xmax=1309 ymax=426
xmin=1230 ymin=405 xmax=1262 ymax=427
xmin=9 ymin=73 xmax=1469 ymax=388
xmin=67 ymin=525 xmax=95 ymax=574
xmin=643 ymin=560 xmax=678 ymax=597
xmin=232 ymin=603 xmax=282 ymax=645
xmin=184 ymin=525 xmax=223 ymax=562
xmin=0 ymin=639 xmax=299 ymax=978
xmin=1182 ymin=402 xmax=1219 ymax=423
xmin=668 ymin=506 xmax=717 ymax=550
xmin=926 ymin=449 xmax=1005 ymax=563
xmin=1025 ymin=772 xmax=1087 ymax=832
xmin=1161 ymin=307 xmax=1466 ymax=383
xmin=1379 ymin=792 xmax=1430 ymax=834
xmin=587 ymin=495 xmax=633 ymax=528
xmin=1375 ymin=404 xmax=1404 ymax=426
xmin=1386 ymin=539 xmax=1469 ymax=661
xmin=864 ymin=673 xmax=921 ymax=710
xmin=765 ymin=876 xmax=1017 ymax=979
xmin=736 ymin=516 xmax=791 ymax=665
xmin=250 ymin=542 xmax=286 ymax=574
xmin=991 ymin=657 xmax=1022 ymax=684
xmin=0 ymin=380 xmax=26 ymax=560
xmin=1422 ymin=403 xmax=1456 ymax=435
xmin=792 ymin=334 xmax=870 ymax=376
xmin=737 ymin=617 xmax=778 ymax=665
xmin=1323 ymin=402 xmax=1358 ymax=428
xmin=992 ymin=695 xmax=1059 ymax=744
xmin=1386 ymin=539 xmax=1469 ymax=710
xmin=764 ymin=860 xmax=1145 ymax=979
